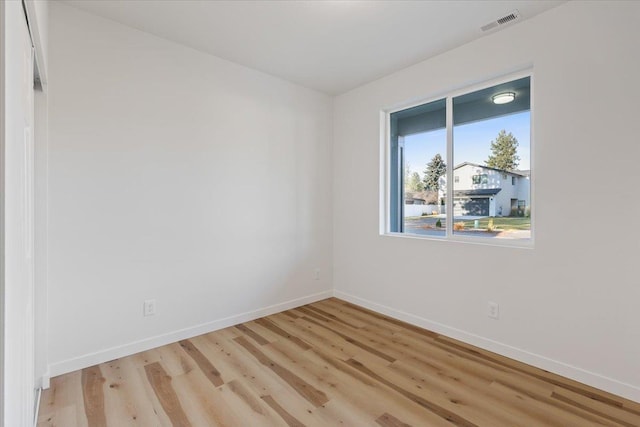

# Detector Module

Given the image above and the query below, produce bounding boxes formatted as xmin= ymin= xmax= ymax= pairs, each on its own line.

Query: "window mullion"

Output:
xmin=398 ymin=137 xmax=405 ymax=233
xmin=445 ymin=96 xmax=454 ymax=236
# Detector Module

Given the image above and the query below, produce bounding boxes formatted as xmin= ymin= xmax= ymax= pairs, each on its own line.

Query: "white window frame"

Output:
xmin=381 ymin=69 xmax=534 ymax=248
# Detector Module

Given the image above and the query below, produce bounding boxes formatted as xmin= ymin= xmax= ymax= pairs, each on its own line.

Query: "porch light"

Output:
xmin=492 ymin=92 xmax=515 ymax=104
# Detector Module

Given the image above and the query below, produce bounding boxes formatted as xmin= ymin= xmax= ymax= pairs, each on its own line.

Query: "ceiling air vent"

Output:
xmin=481 ymin=10 xmax=521 ymax=32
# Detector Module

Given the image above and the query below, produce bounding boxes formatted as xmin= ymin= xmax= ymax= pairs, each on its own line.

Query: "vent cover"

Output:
xmin=481 ymin=10 xmax=521 ymax=32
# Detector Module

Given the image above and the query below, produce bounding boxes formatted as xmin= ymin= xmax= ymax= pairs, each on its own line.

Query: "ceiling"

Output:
xmin=63 ymin=0 xmax=565 ymax=95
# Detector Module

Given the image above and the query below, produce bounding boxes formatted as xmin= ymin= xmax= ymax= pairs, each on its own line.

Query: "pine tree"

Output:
xmin=423 ymin=154 xmax=446 ymax=191
xmin=486 ymin=130 xmax=520 ymax=171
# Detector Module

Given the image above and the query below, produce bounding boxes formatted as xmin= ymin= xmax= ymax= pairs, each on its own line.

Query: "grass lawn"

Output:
xmin=462 ymin=217 xmax=530 ymax=230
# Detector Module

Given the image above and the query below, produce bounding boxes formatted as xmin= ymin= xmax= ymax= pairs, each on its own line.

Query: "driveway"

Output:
xmin=404 ymin=216 xmax=529 ymax=239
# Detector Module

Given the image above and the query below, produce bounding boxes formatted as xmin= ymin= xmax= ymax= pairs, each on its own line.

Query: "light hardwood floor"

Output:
xmin=38 ymin=298 xmax=640 ymax=426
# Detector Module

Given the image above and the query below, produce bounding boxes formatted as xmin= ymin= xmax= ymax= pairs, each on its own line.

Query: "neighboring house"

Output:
xmin=405 ymin=197 xmax=425 ymax=205
xmin=439 ymin=162 xmax=530 ymax=217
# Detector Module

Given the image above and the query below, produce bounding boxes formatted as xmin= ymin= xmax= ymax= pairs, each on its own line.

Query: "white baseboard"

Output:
xmin=334 ymin=290 xmax=640 ymax=403
xmin=48 ymin=290 xmax=333 ymax=379
xmin=39 ymin=370 xmax=50 ymax=390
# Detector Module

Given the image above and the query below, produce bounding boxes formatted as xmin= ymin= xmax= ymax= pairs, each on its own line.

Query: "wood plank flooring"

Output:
xmin=38 ymin=298 xmax=640 ymax=426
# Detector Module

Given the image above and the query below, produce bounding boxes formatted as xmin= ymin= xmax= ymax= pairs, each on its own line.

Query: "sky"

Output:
xmin=404 ymin=111 xmax=530 ymax=176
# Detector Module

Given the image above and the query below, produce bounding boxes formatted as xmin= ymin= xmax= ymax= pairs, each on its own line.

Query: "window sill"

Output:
xmin=382 ymin=231 xmax=534 ymax=249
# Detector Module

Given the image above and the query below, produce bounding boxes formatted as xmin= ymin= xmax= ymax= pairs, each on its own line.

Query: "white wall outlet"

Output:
xmin=314 ymin=268 xmax=320 ymax=280
xmin=143 ymin=299 xmax=156 ymax=317
xmin=487 ymin=301 xmax=499 ymax=319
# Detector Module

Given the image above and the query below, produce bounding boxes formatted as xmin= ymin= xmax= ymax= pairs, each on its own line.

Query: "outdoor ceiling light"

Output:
xmin=492 ymin=92 xmax=516 ymax=104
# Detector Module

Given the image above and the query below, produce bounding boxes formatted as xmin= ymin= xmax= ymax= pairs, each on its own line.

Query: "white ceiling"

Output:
xmin=63 ymin=0 xmax=565 ymax=95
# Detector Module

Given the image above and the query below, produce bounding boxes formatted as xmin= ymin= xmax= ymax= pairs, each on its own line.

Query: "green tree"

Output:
xmin=407 ymin=172 xmax=424 ymax=192
xmin=423 ymin=153 xmax=446 ymax=192
xmin=486 ymin=130 xmax=520 ymax=171
xmin=403 ymin=162 xmax=412 ymax=186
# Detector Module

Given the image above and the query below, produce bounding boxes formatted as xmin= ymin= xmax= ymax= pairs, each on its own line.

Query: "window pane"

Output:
xmin=389 ymin=99 xmax=446 ymax=236
xmin=451 ymin=77 xmax=531 ymax=240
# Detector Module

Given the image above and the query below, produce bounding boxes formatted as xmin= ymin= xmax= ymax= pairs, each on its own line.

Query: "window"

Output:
xmin=472 ymin=174 xmax=488 ymax=185
xmin=389 ymin=98 xmax=446 ymax=237
xmin=387 ymin=74 xmax=531 ymax=242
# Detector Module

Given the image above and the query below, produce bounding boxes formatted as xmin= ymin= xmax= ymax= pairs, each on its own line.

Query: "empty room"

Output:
xmin=2 ymin=0 xmax=640 ymax=426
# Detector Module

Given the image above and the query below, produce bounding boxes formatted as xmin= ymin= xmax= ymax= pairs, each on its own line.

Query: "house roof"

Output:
xmin=454 ymin=188 xmax=502 ymax=197
xmin=454 ymin=162 xmax=529 ymax=177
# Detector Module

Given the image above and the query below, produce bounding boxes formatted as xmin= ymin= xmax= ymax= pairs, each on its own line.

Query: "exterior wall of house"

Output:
xmin=515 ymin=175 xmax=531 ymax=215
xmin=492 ymin=172 xmax=520 ymax=217
xmin=442 ymin=164 xmax=530 ymax=216
xmin=489 ymin=198 xmax=497 ymax=217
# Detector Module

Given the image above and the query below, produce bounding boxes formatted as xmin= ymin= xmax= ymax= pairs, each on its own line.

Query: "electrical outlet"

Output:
xmin=314 ymin=268 xmax=320 ymax=280
xmin=143 ymin=299 xmax=156 ymax=317
xmin=487 ymin=301 xmax=499 ymax=319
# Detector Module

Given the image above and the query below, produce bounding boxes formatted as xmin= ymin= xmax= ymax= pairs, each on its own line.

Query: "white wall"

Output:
xmin=334 ymin=0 xmax=640 ymax=401
xmin=47 ymin=3 xmax=333 ymax=376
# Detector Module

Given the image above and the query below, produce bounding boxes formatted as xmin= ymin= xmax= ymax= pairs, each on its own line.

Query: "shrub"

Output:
xmin=454 ymin=222 xmax=465 ymax=231
xmin=435 ymin=219 xmax=442 ymax=228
